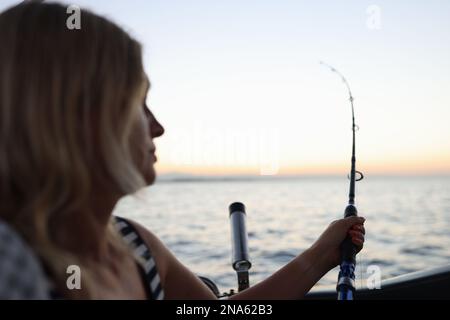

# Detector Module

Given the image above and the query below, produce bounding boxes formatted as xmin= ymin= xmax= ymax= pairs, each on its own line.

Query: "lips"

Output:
xmin=150 ymin=149 xmax=157 ymax=162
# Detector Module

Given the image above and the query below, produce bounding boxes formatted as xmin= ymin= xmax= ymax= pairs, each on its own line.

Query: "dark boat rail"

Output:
xmin=305 ymin=264 xmax=450 ymax=300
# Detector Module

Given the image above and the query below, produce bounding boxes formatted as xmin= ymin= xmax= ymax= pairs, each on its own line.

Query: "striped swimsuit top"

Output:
xmin=113 ymin=216 xmax=164 ymax=300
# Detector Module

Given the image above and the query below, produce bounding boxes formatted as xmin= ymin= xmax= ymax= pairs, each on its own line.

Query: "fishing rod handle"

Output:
xmin=340 ymin=204 xmax=358 ymax=264
xmin=229 ymin=202 xmax=251 ymax=271
xmin=336 ymin=204 xmax=358 ymax=299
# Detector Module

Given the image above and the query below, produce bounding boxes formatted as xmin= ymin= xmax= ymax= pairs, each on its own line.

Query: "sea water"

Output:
xmin=114 ymin=175 xmax=450 ymax=292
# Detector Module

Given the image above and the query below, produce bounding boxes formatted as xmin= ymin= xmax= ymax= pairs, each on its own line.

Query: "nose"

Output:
xmin=148 ymin=108 xmax=165 ymax=138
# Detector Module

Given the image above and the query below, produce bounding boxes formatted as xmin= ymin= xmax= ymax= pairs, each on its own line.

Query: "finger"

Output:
xmin=343 ymin=216 xmax=365 ymax=228
xmin=349 ymin=232 xmax=365 ymax=244
xmin=352 ymin=235 xmax=364 ymax=243
xmin=348 ymin=230 xmax=364 ymax=237
xmin=351 ymin=225 xmax=365 ymax=235
xmin=352 ymin=233 xmax=365 ymax=242
xmin=352 ymin=237 xmax=364 ymax=247
xmin=359 ymin=225 xmax=366 ymax=235
xmin=353 ymin=239 xmax=364 ymax=252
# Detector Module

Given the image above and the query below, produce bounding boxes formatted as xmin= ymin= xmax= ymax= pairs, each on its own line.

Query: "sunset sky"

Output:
xmin=2 ymin=0 xmax=450 ymax=176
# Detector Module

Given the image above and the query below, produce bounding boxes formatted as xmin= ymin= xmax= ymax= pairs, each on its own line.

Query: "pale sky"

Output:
xmin=2 ymin=0 xmax=450 ymax=176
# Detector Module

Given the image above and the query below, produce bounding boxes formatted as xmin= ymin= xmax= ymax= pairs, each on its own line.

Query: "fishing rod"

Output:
xmin=320 ymin=61 xmax=364 ymax=300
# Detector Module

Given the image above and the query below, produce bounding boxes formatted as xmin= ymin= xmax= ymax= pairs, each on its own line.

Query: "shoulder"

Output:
xmin=116 ymin=217 xmax=170 ymax=288
xmin=117 ymin=217 xmax=217 ymax=299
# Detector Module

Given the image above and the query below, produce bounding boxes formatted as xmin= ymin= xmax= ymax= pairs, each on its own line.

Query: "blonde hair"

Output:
xmin=0 ymin=2 xmax=147 ymax=297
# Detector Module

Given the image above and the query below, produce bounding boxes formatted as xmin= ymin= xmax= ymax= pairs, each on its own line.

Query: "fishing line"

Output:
xmin=319 ymin=61 xmax=364 ymax=186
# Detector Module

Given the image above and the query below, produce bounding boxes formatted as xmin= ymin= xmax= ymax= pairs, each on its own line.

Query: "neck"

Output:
xmin=52 ymin=191 xmax=121 ymax=262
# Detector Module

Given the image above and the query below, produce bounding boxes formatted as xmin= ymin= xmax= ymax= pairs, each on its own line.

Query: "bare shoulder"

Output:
xmin=123 ymin=218 xmax=217 ymax=299
xmin=124 ymin=218 xmax=170 ymax=287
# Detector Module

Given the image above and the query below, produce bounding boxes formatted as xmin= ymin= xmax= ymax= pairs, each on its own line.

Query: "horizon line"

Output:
xmin=156 ymin=172 xmax=450 ymax=181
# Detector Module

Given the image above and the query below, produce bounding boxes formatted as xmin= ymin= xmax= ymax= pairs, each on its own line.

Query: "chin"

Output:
xmin=143 ymin=167 xmax=156 ymax=185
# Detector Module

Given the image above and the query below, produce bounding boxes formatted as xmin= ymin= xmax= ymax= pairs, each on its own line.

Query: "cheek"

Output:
xmin=129 ymin=123 xmax=148 ymax=164
xmin=129 ymin=118 xmax=156 ymax=184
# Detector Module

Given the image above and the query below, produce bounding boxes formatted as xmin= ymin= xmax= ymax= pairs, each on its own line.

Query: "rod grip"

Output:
xmin=340 ymin=204 xmax=358 ymax=264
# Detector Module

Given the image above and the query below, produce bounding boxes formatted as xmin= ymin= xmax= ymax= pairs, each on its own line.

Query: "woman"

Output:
xmin=0 ymin=2 xmax=365 ymax=299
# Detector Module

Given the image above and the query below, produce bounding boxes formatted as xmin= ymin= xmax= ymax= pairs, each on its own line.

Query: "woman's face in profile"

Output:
xmin=131 ymin=96 xmax=165 ymax=185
